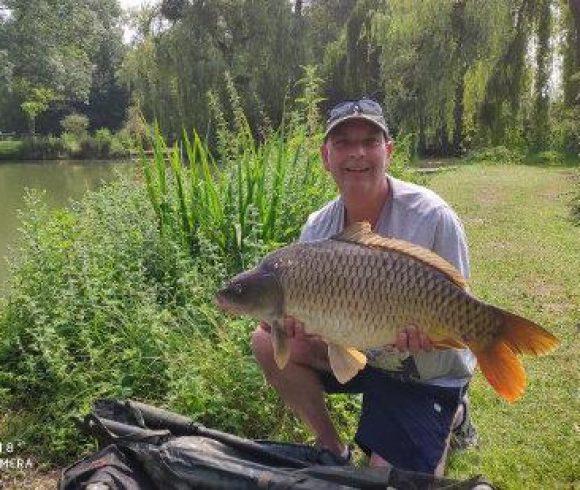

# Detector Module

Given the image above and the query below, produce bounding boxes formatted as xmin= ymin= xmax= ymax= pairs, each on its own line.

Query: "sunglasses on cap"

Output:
xmin=327 ymin=99 xmax=384 ymax=122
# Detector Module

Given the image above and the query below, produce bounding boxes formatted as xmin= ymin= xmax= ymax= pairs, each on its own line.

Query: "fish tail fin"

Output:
xmin=471 ymin=307 xmax=559 ymax=403
xmin=472 ymin=341 xmax=526 ymax=403
xmin=495 ymin=308 xmax=559 ymax=355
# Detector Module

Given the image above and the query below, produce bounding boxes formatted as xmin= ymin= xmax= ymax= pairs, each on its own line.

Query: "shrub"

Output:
xmin=109 ymin=134 xmax=129 ymax=158
xmin=528 ymin=150 xmax=565 ymax=166
xmin=60 ymin=132 xmax=81 ymax=157
xmin=0 ymin=179 xmax=347 ymax=465
xmin=60 ymin=113 xmax=89 ymax=137
xmin=93 ymin=128 xmax=113 ymax=158
xmin=549 ymin=106 xmax=580 ymax=154
xmin=466 ymin=146 xmax=525 ymax=165
xmin=18 ymin=135 xmax=64 ymax=160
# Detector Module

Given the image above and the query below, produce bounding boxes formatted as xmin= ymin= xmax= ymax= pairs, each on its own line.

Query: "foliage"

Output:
xmin=466 ymin=146 xmax=525 ymax=165
xmin=17 ymin=135 xmax=64 ymax=160
xmin=0 ymin=140 xmax=23 ymax=159
xmin=19 ymin=86 xmax=57 ymax=135
xmin=2 ymin=0 xmax=579 ymax=158
xmin=571 ymin=187 xmax=580 ymax=225
xmin=120 ymin=0 xmax=305 ymax=138
xmin=139 ymin=126 xmax=334 ymax=273
xmin=0 ymin=0 xmax=126 ymax=134
xmin=548 ymin=103 xmax=580 ymax=153
xmin=60 ymin=113 xmax=89 ymax=137
xmin=9 ymin=131 xmax=131 ymax=160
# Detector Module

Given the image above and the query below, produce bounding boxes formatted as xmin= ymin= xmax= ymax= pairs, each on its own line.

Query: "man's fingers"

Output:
xmin=407 ymin=325 xmax=421 ymax=354
xmin=283 ymin=316 xmax=296 ymax=337
xmin=419 ymin=331 xmax=433 ymax=352
xmin=393 ymin=326 xmax=432 ymax=353
xmin=395 ymin=330 xmax=409 ymax=351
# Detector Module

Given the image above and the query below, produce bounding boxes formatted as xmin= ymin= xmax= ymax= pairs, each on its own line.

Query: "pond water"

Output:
xmin=0 ymin=159 xmax=135 ymax=296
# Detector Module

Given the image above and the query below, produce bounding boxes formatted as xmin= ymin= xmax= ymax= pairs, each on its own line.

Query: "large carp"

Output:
xmin=215 ymin=222 xmax=559 ymax=402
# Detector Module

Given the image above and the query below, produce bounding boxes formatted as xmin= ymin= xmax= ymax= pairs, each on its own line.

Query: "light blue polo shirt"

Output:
xmin=299 ymin=175 xmax=477 ymax=388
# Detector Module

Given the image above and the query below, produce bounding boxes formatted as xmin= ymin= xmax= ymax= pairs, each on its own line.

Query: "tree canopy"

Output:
xmin=0 ymin=0 xmax=578 ymax=154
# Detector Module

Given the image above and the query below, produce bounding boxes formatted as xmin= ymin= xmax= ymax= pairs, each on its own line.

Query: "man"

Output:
xmin=251 ymin=99 xmax=476 ymax=475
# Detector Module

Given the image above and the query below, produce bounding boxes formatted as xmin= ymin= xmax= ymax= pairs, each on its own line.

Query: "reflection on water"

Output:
xmin=0 ymin=160 xmax=135 ymax=296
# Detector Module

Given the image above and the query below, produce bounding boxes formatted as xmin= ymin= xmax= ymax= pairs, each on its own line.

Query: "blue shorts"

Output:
xmin=319 ymin=365 xmax=463 ymax=473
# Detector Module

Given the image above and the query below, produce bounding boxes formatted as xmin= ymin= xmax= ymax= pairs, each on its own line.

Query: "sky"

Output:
xmin=119 ymin=0 xmax=152 ymax=10
xmin=119 ymin=0 xmax=158 ymax=43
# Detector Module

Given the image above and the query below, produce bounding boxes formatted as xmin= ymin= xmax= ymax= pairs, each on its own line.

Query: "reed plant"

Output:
xmin=139 ymin=69 xmax=337 ymax=273
xmin=139 ymin=125 xmax=335 ymax=273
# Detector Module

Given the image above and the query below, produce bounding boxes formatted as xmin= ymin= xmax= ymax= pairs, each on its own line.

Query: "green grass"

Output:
xmin=1 ymin=158 xmax=578 ymax=488
xmin=428 ymin=164 xmax=579 ymax=489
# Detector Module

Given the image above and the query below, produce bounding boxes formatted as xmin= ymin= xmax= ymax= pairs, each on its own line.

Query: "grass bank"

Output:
xmin=428 ymin=165 xmax=579 ymax=488
xmin=0 ymin=161 xmax=577 ymax=489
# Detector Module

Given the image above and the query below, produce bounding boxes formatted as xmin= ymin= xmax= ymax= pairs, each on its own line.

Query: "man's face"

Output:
xmin=321 ymin=119 xmax=393 ymax=197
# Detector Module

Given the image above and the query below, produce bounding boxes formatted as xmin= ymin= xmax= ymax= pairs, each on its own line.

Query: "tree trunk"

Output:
xmin=439 ymin=109 xmax=450 ymax=156
xmin=453 ymin=70 xmax=466 ymax=154
xmin=451 ymin=0 xmax=467 ymax=154
xmin=295 ymin=0 xmax=303 ymax=17
xmin=532 ymin=0 xmax=551 ymax=150
xmin=566 ymin=0 xmax=580 ymax=105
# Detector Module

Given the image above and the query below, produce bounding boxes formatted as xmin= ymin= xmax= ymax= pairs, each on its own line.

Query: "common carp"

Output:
xmin=215 ymin=222 xmax=559 ymax=402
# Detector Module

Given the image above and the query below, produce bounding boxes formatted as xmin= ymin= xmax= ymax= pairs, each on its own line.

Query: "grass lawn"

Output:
xmin=428 ymin=164 xmax=579 ymax=489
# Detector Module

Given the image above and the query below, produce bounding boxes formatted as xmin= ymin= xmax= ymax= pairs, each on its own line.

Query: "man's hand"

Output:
xmin=393 ymin=325 xmax=433 ymax=354
xmin=260 ymin=316 xmax=321 ymax=341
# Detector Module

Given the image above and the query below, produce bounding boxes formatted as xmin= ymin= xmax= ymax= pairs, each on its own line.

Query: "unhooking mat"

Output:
xmin=59 ymin=399 xmax=494 ymax=490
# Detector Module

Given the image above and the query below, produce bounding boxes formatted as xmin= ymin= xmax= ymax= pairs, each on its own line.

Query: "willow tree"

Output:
xmin=367 ymin=0 xmax=509 ymax=154
xmin=477 ymin=0 xmax=535 ymax=146
xmin=531 ymin=0 xmax=552 ymax=150
xmin=121 ymin=0 xmax=307 ymax=138
xmin=563 ymin=0 xmax=580 ymax=105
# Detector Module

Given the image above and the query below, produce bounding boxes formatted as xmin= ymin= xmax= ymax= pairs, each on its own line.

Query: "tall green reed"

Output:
xmin=139 ymin=122 xmax=333 ymax=273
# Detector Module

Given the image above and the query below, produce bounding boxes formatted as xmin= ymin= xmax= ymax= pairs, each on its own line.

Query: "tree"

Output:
xmin=1 ymin=0 xmax=127 ymax=134
xmin=20 ymin=86 xmax=55 ymax=135
xmin=121 ymin=0 xmax=307 ymax=138
xmin=531 ymin=0 xmax=552 ymax=150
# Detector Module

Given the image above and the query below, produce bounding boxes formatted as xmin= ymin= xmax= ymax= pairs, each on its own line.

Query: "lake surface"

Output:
xmin=0 ymin=160 xmax=135 ymax=296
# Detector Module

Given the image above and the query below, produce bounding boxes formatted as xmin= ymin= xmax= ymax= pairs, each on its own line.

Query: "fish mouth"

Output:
xmin=214 ymin=292 xmax=245 ymax=316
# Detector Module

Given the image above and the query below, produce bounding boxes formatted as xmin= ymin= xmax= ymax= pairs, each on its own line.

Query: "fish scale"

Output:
xmin=217 ymin=222 xmax=559 ymax=402
xmin=272 ymin=240 xmax=470 ymax=348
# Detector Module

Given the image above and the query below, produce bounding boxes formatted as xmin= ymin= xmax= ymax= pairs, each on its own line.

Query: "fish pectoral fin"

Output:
xmin=327 ymin=343 xmax=367 ymax=384
xmin=271 ymin=320 xmax=291 ymax=370
xmin=431 ymin=337 xmax=467 ymax=350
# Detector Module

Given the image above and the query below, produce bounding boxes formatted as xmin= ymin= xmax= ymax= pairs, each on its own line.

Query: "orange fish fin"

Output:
xmin=271 ymin=319 xmax=291 ymax=370
xmin=431 ymin=337 xmax=467 ymax=350
xmin=470 ymin=308 xmax=558 ymax=403
xmin=333 ymin=221 xmax=468 ymax=290
xmin=327 ymin=344 xmax=367 ymax=384
xmin=473 ymin=341 xmax=526 ymax=403
xmin=493 ymin=307 xmax=560 ymax=355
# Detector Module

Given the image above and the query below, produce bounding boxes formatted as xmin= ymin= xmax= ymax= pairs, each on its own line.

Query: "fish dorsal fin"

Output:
xmin=333 ymin=221 xmax=468 ymax=290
